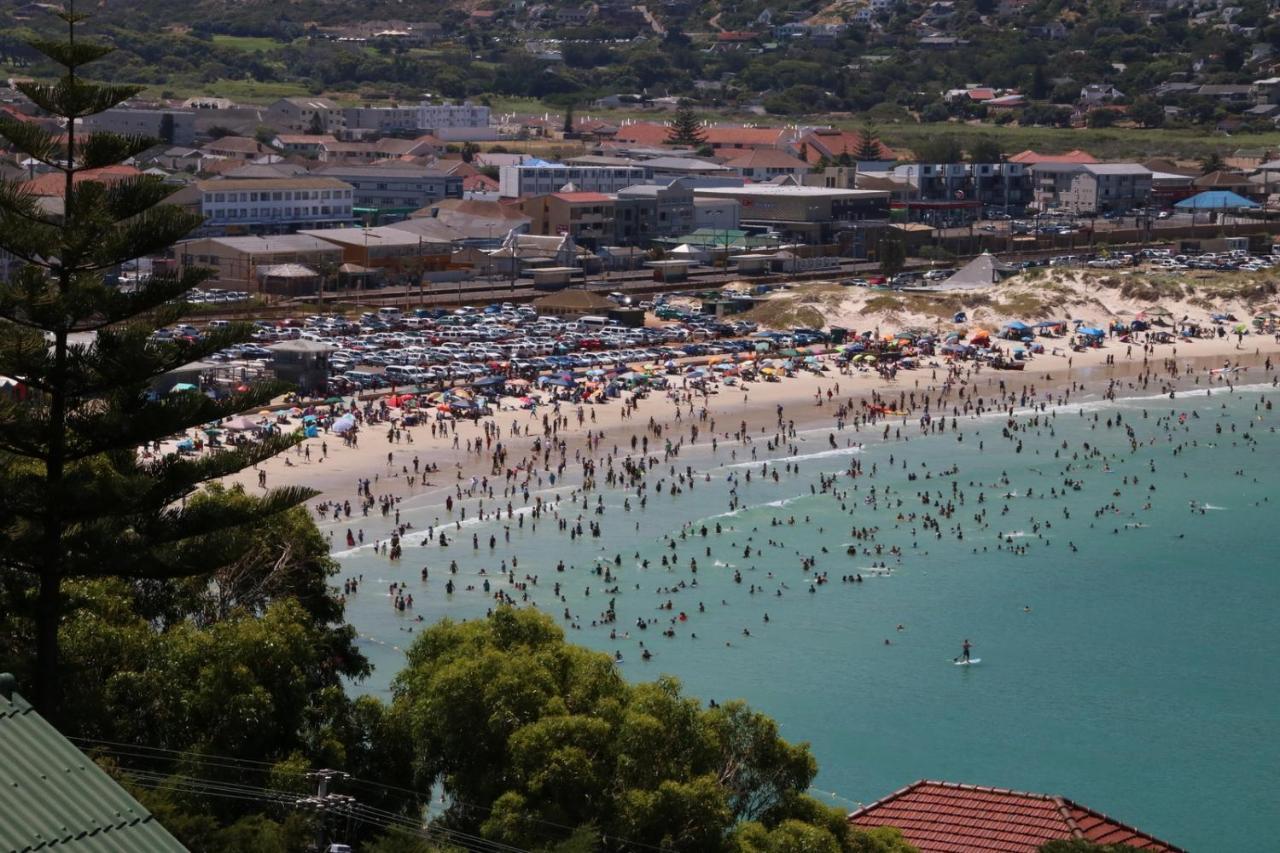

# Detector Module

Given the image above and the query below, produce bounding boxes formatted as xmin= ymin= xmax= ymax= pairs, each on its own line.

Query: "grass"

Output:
xmin=139 ymin=77 xmax=311 ymax=102
xmin=210 ymin=35 xmax=286 ymax=53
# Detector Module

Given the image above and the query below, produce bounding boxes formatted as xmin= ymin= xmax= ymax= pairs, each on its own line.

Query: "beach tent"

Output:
xmin=224 ymin=415 xmax=261 ymax=431
xmin=1077 ymin=327 xmax=1105 ymax=338
xmin=941 ymin=252 xmax=1019 ymax=289
xmin=332 ymin=414 xmax=357 ymax=434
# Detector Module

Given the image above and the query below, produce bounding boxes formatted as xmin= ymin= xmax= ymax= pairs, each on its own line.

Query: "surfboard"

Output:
xmin=953 ymin=658 xmax=981 ymax=666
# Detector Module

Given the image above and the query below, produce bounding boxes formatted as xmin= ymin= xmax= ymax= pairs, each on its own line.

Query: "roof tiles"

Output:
xmin=849 ymin=780 xmax=1184 ymax=853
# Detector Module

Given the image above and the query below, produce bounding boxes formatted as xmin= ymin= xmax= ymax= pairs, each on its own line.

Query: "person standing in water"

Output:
xmin=961 ymin=639 xmax=972 ymax=662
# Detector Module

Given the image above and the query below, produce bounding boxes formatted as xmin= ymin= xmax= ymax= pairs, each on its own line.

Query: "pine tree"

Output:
xmin=562 ymin=103 xmax=575 ymax=135
xmin=0 ymin=3 xmax=314 ymax=716
xmin=853 ymin=118 xmax=883 ymax=161
xmin=665 ymin=101 xmax=707 ymax=148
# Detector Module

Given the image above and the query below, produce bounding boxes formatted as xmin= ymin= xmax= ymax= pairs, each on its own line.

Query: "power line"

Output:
xmin=79 ymin=736 xmax=683 ymax=853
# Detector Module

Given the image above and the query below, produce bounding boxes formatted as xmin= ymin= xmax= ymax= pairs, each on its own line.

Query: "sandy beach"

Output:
xmin=225 ymin=330 xmax=1280 ymax=513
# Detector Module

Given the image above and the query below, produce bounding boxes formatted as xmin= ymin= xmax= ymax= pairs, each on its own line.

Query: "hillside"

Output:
xmin=3 ymin=0 xmax=1279 ymax=147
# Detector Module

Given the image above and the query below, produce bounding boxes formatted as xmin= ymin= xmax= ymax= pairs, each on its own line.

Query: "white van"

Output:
xmin=577 ymin=315 xmax=610 ymax=330
xmin=377 ymin=307 xmax=403 ymax=323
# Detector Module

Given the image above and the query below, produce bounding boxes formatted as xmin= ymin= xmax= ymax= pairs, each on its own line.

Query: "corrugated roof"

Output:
xmin=849 ymin=780 xmax=1183 ymax=853
xmin=0 ymin=674 xmax=187 ymax=852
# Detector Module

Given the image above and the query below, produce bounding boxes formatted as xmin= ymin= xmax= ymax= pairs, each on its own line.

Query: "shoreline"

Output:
xmin=223 ymin=336 xmax=1280 ymax=528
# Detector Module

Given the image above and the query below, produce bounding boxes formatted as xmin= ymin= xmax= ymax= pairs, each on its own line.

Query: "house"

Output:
xmin=797 ymin=128 xmax=897 ymax=164
xmin=722 ymin=148 xmax=810 ymax=181
xmin=849 ymin=780 xmax=1184 ymax=853
xmin=0 ymin=672 xmax=187 ymax=851
xmin=273 ymin=134 xmax=338 ymax=157
xmin=416 ymin=99 xmax=492 ymax=139
xmin=1079 ymin=83 xmax=1125 ymax=105
xmin=21 ymin=164 xmax=140 ymax=197
xmin=1197 ymin=84 xmax=1254 ymax=104
xmin=1252 ymin=77 xmax=1280 ymax=105
xmin=266 ymin=97 xmax=346 ymax=134
xmin=200 ymin=136 xmax=271 ymax=161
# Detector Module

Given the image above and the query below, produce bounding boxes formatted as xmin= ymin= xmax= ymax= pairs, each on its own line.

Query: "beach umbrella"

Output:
xmin=203 ymin=428 xmax=223 ymax=435
xmin=1233 ymin=324 xmax=1248 ymax=333
xmin=169 ymin=383 xmax=198 ymax=393
xmin=332 ymin=414 xmax=357 ymax=434
xmin=325 ymin=396 xmax=343 ymax=404
xmin=224 ymin=415 xmax=261 ymax=431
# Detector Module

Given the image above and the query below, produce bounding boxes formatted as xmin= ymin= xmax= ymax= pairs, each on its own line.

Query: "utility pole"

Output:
xmin=298 ymin=769 xmax=352 ymax=852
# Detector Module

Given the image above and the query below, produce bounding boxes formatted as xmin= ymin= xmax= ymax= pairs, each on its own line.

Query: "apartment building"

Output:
xmin=519 ymin=192 xmax=617 ymax=249
xmin=343 ymin=105 xmax=420 ymax=134
xmin=614 ymin=181 xmax=696 ymax=244
xmin=692 ymin=185 xmax=889 ymax=242
xmin=1032 ymin=163 xmax=1152 ymax=213
xmin=499 ymin=163 xmax=653 ymax=198
xmin=312 ymin=165 xmax=462 ymax=218
xmin=172 ymin=177 xmax=355 ymax=236
xmin=266 ymin=98 xmax=346 ymax=134
xmin=416 ymin=99 xmax=492 ymax=139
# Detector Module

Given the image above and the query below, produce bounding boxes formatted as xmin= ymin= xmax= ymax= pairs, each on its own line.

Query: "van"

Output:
xmin=377 ymin=307 xmax=402 ymax=322
xmin=578 ymin=315 xmax=610 ymax=329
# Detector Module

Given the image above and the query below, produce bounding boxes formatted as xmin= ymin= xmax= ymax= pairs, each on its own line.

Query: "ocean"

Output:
xmin=333 ymin=381 xmax=1280 ymax=851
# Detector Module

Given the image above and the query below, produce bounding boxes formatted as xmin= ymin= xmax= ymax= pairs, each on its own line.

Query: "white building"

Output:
xmin=175 ymin=177 xmax=355 ymax=236
xmin=499 ymin=164 xmax=653 ymax=198
xmin=417 ymin=100 xmax=492 ymax=132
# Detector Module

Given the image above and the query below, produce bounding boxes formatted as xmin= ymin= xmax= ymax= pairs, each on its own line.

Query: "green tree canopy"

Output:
xmin=393 ymin=608 xmax=889 ymax=853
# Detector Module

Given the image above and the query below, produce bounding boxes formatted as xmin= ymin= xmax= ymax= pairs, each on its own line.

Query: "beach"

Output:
xmin=212 ymin=319 xmax=1280 ymax=852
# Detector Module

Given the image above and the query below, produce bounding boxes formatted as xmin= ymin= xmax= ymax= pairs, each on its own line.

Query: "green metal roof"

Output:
xmin=0 ymin=674 xmax=188 ymax=852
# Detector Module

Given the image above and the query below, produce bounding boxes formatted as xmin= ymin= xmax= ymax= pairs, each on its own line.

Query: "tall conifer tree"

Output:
xmin=0 ymin=2 xmax=313 ymax=715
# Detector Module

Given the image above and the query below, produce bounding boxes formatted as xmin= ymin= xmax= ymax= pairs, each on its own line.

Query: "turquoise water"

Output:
xmin=333 ymin=381 xmax=1280 ymax=851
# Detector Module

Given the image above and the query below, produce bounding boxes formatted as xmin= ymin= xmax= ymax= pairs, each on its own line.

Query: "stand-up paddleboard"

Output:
xmin=953 ymin=658 xmax=981 ymax=666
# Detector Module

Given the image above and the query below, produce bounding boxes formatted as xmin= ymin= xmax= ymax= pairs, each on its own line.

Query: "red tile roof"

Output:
xmin=22 ymin=164 xmax=141 ymax=196
xmin=613 ymin=122 xmax=675 ymax=146
xmin=1007 ymin=148 xmax=1098 ymax=165
xmin=723 ymin=148 xmax=809 ymax=170
xmin=849 ymin=781 xmax=1185 ymax=853
xmin=704 ymin=125 xmax=793 ymax=148
xmin=798 ymin=129 xmax=898 ymax=163
xmin=462 ymin=173 xmax=499 ymax=192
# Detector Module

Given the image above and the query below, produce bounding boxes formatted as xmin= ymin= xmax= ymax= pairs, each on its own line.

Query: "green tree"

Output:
xmin=877 ymin=234 xmax=907 ymax=277
xmin=563 ymin=103 xmax=575 ymax=135
xmin=1198 ymin=151 xmax=1227 ymax=174
xmin=914 ymin=134 xmax=964 ymax=164
xmin=307 ymin=110 xmax=325 ymax=135
xmin=853 ymin=119 xmax=883 ymax=161
xmin=393 ymin=608 xmax=860 ymax=852
xmin=1128 ymin=98 xmax=1165 ymax=128
xmin=0 ymin=3 xmax=312 ymax=715
xmin=666 ymin=100 xmax=708 ymax=147
xmin=1086 ymin=109 xmax=1116 ymax=128
xmin=967 ymin=136 xmax=1003 ymax=164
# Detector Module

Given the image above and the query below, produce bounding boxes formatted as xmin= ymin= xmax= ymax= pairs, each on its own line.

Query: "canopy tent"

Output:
xmin=1174 ymin=190 xmax=1260 ymax=210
